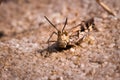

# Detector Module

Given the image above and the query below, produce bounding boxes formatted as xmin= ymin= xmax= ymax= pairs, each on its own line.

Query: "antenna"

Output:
xmin=44 ymin=16 xmax=59 ymax=31
xmin=62 ymin=17 xmax=67 ymax=32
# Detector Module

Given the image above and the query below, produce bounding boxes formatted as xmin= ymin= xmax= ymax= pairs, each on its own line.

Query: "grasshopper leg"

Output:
xmin=47 ymin=31 xmax=57 ymax=52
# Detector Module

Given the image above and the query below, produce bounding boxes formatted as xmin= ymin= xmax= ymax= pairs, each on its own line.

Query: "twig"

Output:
xmin=96 ymin=0 xmax=116 ymax=16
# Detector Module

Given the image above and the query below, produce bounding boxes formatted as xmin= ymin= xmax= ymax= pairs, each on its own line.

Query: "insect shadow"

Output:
xmin=38 ymin=42 xmax=73 ymax=54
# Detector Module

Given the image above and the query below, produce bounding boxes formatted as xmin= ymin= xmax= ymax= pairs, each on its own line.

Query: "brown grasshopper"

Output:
xmin=44 ymin=16 xmax=72 ymax=51
xmin=44 ymin=16 xmax=95 ymax=52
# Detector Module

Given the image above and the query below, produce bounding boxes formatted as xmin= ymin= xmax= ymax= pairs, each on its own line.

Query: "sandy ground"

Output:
xmin=0 ymin=0 xmax=120 ymax=80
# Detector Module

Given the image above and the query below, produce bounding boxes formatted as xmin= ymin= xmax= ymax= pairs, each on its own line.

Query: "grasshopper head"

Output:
xmin=57 ymin=31 xmax=69 ymax=48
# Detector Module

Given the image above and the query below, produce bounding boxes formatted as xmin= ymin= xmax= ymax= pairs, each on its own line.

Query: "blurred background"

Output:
xmin=0 ymin=0 xmax=120 ymax=80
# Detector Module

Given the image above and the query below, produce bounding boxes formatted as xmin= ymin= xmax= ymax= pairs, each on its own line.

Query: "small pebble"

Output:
xmin=109 ymin=43 xmax=115 ymax=48
xmin=70 ymin=48 xmax=75 ymax=52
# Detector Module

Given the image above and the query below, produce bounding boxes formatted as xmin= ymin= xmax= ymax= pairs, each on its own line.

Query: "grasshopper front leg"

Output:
xmin=47 ymin=31 xmax=57 ymax=52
